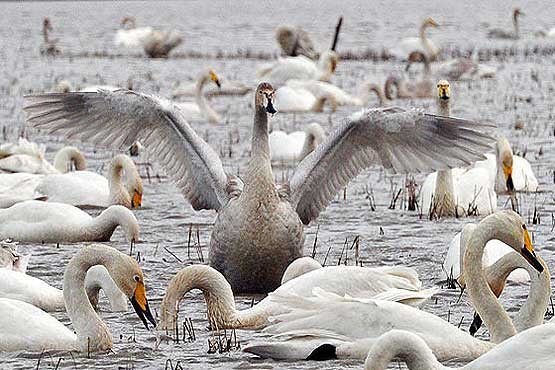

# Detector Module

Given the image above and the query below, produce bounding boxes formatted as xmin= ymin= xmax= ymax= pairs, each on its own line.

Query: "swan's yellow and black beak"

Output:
xmin=520 ymin=225 xmax=543 ymax=273
xmin=503 ymin=163 xmax=515 ymax=192
xmin=209 ymin=70 xmax=221 ymax=89
xmin=437 ymin=80 xmax=450 ymax=100
xmin=131 ymin=190 xmax=142 ymax=208
xmin=131 ymin=281 xmax=156 ymax=329
xmin=264 ymin=93 xmax=277 ymax=114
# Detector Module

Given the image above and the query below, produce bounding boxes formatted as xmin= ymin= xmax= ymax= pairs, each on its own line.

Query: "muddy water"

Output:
xmin=0 ymin=1 xmax=554 ymax=369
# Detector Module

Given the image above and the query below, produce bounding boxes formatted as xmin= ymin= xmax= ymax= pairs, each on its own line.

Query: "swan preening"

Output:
xmin=276 ymin=26 xmax=317 ymax=60
xmin=114 ymin=17 xmax=182 ymax=58
xmin=0 ymin=244 xmax=155 ymax=352
xmin=0 ymin=265 xmax=128 ymax=312
xmin=389 ymin=18 xmax=440 ymax=61
xmin=159 ymin=261 xmax=436 ymax=332
xmin=487 ymin=8 xmax=523 ymax=40
xmin=173 ymin=69 xmax=222 ymax=123
xmin=0 ymin=201 xmax=139 ymax=243
xmin=25 ymin=83 xmax=494 ymax=293
xmin=269 ymin=123 xmax=326 ymax=163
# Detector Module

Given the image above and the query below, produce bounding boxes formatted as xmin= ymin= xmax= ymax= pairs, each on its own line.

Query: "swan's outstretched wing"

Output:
xmin=289 ymin=107 xmax=494 ymax=224
xmin=24 ymin=90 xmax=228 ymax=211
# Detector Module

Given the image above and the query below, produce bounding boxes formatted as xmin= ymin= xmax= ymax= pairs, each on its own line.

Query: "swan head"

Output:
xmin=53 ymin=146 xmax=86 ymax=173
xmin=275 ymin=26 xmax=296 ymax=54
xmin=513 ymin=8 xmax=523 ymax=19
xmin=496 ymin=138 xmax=514 ymax=192
xmin=208 ymin=69 xmax=221 ymax=89
xmin=437 ymin=79 xmax=450 ymax=100
xmin=255 ymin=82 xmax=277 ymax=114
xmin=43 ymin=17 xmax=52 ymax=32
xmin=423 ymin=17 xmax=439 ymax=28
xmin=110 ymin=253 xmax=156 ymax=329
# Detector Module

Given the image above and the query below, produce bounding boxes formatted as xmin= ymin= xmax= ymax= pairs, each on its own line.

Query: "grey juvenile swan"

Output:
xmin=487 ymin=8 xmax=524 ymax=40
xmin=24 ymin=82 xmax=493 ymax=293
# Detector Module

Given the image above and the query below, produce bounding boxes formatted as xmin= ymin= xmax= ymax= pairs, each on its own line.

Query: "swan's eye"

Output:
xmin=522 ymin=224 xmax=527 ymax=230
xmin=133 ymin=275 xmax=140 ymax=282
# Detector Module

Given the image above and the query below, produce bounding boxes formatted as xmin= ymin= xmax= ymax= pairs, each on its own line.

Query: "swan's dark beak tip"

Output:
xmin=506 ymin=176 xmax=515 ymax=193
xmin=521 ymin=246 xmax=544 ymax=273
xmin=131 ymin=296 xmax=157 ymax=330
xmin=265 ymin=101 xmax=277 ymax=115
xmin=215 ymin=80 xmax=221 ymax=89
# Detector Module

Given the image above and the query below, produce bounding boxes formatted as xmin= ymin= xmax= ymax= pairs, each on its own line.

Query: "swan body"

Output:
xmin=0 ymin=266 xmax=128 ymax=312
xmin=274 ymin=84 xmax=336 ymax=113
xmin=114 ymin=17 xmax=182 ymax=58
xmin=436 ymin=58 xmax=497 ymax=80
xmin=269 ymin=123 xmax=326 ymax=163
xmin=25 ymin=83 xmax=494 ymax=293
xmin=389 ymin=18 xmax=440 ymax=61
xmin=257 ymin=51 xmax=338 ymax=86
xmin=173 ymin=69 xmax=222 ymax=123
xmin=0 ymin=200 xmax=139 ymax=243
xmin=115 ymin=26 xmax=154 ymax=48
xmin=487 ymin=8 xmax=523 ymax=40
xmin=159 ymin=263 xmax=437 ymax=331
xmin=363 ymin=325 xmax=555 ymax=370
xmin=0 ymin=244 xmax=155 ymax=352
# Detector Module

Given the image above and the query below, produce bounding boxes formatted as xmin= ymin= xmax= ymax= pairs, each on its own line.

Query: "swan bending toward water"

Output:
xmin=0 ymin=244 xmax=155 ymax=352
xmin=257 ymin=51 xmax=339 ymax=86
xmin=389 ymin=18 xmax=440 ymax=61
xmin=420 ymin=80 xmax=496 ymax=218
xmin=0 ymin=200 xmax=139 ymax=243
xmin=269 ymin=123 xmax=326 ymax=163
xmin=173 ymin=78 xmax=250 ymax=98
xmin=276 ymin=25 xmax=317 ymax=60
xmin=173 ymin=69 xmax=222 ymax=123
xmin=0 ymin=138 xmax=85 ymax=174
xmin=243 ymin=211 xmax=544 ymax=361
xmin=363 ymin=325 xmax=555 ymax=370
xmin=275 ymin=84 xmax=337 ymax=113
xmin=0 ymin=265 xmax=128 ymax=312
xmin=159 ymin=263 xmax=437 ymax=332
xmin=25 ymin=82 xmax=493 ymax=293
xmin=114 ymin=17 xmax=182 ymax=58
xmin=488 ymin=8 xmax=523 ymax=40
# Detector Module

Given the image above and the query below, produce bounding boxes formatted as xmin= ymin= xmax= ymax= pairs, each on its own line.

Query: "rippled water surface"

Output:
xmin=1 ymin=1 xmax=555 ymax=369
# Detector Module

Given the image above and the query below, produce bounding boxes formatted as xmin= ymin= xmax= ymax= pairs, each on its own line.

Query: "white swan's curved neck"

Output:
xmin=433 ymin=97 xmax=455 ymax=216
xmin=194 ymin=75 xmax=218 ymax=122
xmin=419 ymin=23 xmax=434 ymax=57
xmin=64 ymin=246 xmax=117 ymax=351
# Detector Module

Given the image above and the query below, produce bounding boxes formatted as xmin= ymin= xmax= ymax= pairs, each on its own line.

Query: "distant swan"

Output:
xmin=114 ymin=17 xmax=182 ymax=58
xmin=487 ymin=8 xmax=523 ymax=40
xmin=173 ymin=69 xmax=222 ymax=123
xmin=275 ymin=25 xmax=317 ymax=60
xmin=0 ymin=201 xmax=139 ymax=243
xmin=389 ymin=18 xmax=440 ymax=61
xmin=0 ymin=244 xmax=155 ymax=352
xmin=275 ymin=84 xmax=337 ymax=113
xmin=385 ymin=52 xmax=434 ymax=99
xmin=40 ymin=17 xmax=60 ymax=56
xmin=436 ymin=58 xmax=497 ymax=80
xmin=159 ymin=263 xmax=437 ymax=332
xmin=173 ymin=77 xmax=250 ymax=98
xmin=0 ymin=265 xmax=128 ymax=312
xmin=25 ymin=82 xmax=493 ymax=293
xmin=269 ymin=123 xmax=326 ymax=163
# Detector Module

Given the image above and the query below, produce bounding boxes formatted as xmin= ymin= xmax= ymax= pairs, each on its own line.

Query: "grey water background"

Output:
xmin=0 ymin=0 xmax=555 ymax=369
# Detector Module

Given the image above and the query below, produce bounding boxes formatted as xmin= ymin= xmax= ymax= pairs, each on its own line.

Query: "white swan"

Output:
xmin=275 ymin=84 xmax=337 ymax=113
xmin=420 ymin=80 xmax=496 ymax=218
xmin=173 ymin=69 xmax=222 ymax=123
xmin=159 ymin=263 xmax=437 ymax=332
xmin=0 ymin=138 xmax=85 ymax=174
xmin=25 ymin=82 xmax=494 ymax=293
xmin=0 ymin=200 xmax=139 ymax=243
xmin=487 ymin=8 xmax=523 ymax=40
xmin=257 ymin=50 xmax=339 ymax=86
xmin=281 ymin=256 xmax=323 ymax=284
xmin=0 ymin=240 xmax=29 ymax=272
xmin=0 ymin=265 xmax=128 ymax=312
xmin=0 ymin=244 xmax=155 ymax=352
xmin=114 ymin=17 xmax=182 ymax=58
xmin=173 ymin=78 xmax=251 ymax=98
xmin=436 ymin=58 xmax=497 ymax=80
xmin=269 ymin=123 xmax=326 ymax=163
xmin=472 ymin=138 xmax=538 ymax=194
xmin=243 ymin=211 xmax=544 ymax=361
xmin=363 ymin=325 xmax=555 ymax=370
xmin=389 ymin=18 xmax=440 ymax=61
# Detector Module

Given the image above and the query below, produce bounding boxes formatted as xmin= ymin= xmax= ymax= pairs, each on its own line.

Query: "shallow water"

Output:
xmin=1 ymin=1 xmax=555 ymax=369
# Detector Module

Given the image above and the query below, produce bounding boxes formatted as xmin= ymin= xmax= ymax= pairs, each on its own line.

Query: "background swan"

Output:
xmin=275 ymin=25 xmax=317 ymax=60
xmin=25 ymin=82 xmax=494 ymax=293
xmin=0 ymin=244 xmax=155 ymax=352
xmin=257 ymin=50 xmax=339 ymax=86
xmin=487 ymin=8 xmax=523 ymax=39
xmin=0 ymin=240 xmax=29 ymax=272
xmin=159 ymin=263 xmax=437 ymax=332
xmin=270 ymin=123 xmax=326 ymax=163
xmin=275 ymin=84 xmax=337 ymax=113
xmin=0 ymin=200 xmax=139 ymax=243
xmin=114 ymin=17 xmax=182 ymax=58
xmin=173 ymin=77 xmax=250 ymax=98
xmin=40 ymin=17 xmax=60 ymax=56
xmin=420 ymin=80 xmax=497 ymax=217
xmin=363 ymin=325 xmax=555 ymax=370
xmin=389 ymin=18 xmax=440 ymax=61
xmin=0 ymin=265 xmax=128 ymax=312
xmin=436 ymin=57 xmax=497 ymax=80
xmin=173 ymin=69 xmax=222 ymax=123
xmin=385 ymin=53 xmax=434 ymax=99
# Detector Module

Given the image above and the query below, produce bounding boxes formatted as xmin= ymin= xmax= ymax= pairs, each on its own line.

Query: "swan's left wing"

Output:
xmin=289 ymin=107 xmax=494 ymax=224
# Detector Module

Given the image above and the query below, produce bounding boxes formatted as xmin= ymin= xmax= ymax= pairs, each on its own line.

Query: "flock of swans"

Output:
xmin=1 ymin=7 xmax=553 ymax=370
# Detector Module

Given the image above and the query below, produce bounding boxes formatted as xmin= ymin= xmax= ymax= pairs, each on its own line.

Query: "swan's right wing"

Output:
xmin=24 ymin=90 xmax=229 ymax=211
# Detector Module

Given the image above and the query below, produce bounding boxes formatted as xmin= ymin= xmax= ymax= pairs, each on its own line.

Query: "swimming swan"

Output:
xmin=363 ymin=325 xmax=555 ymax=370
xmin=159 ymin=263 xmax=437 ymax=332
xmin=0 ymin=265 xmax=128 ymax=312
xmin=487 ymin=8 xmax=523 ymax=40
xmin=389 ymin=18 xmax=440 ymax=61
xmin=243 ymin=211 xmax=544 ymax=361
xmin=173 ymin=69 xmax=222 ymax=123
xmin=24 ymin=82 xmax=494 ymax=293
xmin=0 ymin=200 xmax=139 ymax=243
xmin=0 ymin=244 xmax=155 ymax=352
xmin=269 ymin=123 xmax=326 ymax=163
xmin=420 ymin=80 xmax=497 ymax=218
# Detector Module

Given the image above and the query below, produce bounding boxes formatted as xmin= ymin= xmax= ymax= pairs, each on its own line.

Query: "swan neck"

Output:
xmin=85 ymin=206 xmax=135 ymax=242
xmin=437 ymin=98 xmax=450 ymax=116
xmin=514 ymin=257 xmax=550 ymax=331
xmin=245 ymin=106 xmax=276 ymax=197
xmin=384 ymin=77 xmax=400 ymax=100
xmin=464 ymin=218 xmax=517 ymax=343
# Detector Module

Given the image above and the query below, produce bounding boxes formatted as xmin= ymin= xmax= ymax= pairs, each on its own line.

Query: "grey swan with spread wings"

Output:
xmin=24 ymin=82 xmax=493 ymax=293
